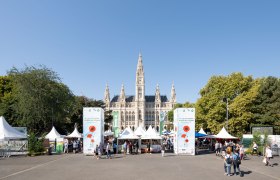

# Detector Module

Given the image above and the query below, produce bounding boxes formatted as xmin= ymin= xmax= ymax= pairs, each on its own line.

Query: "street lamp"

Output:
xmin=223 ymin=98 xmax=229 ymax=130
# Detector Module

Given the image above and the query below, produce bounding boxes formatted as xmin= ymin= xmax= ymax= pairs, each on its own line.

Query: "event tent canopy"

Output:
xmin=0 ymin=116 xmax=27 ymax=140
xmin=215 ymin=127 xmax=238 ymax=139
xmin=45 ymin=126 xmax=62 ymax=141
xmin=66 ymin=127 xmax=82 ymax=138
xmin=134 ymin=126 xmax=146 ymax=137
xmin=141 ymin=126 xmax=162 ymax=140
xmin=195 ymin=132 xmax=207 ymax=138
xmin=198 ymin=128 xmax=207 ymax=135
xmin=118 ymin=127 xmax=139 ymax=139
xmin=104 ymin=129 xmax=114 ymax=137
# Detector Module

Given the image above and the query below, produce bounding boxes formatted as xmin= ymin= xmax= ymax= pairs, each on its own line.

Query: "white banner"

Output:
xmin=174 ymin=108 xmax=195 ymax=155
xmin=83 ymin=107 xmax=104 ymax=155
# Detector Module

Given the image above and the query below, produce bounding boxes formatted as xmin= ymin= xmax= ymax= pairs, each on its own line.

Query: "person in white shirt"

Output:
xmin=265 ymin=146 xmax=273 ymax=167
xmin=252 ymin=142 xmax=258 ymax=155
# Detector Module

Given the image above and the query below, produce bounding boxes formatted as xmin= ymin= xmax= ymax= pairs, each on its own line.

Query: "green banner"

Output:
xmin=112 ymin=111 xmax=119 ymax=137
xmin=159 ymin=111 xmax=167 ymax=135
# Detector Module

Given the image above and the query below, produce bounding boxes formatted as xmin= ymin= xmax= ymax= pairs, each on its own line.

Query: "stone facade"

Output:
xmin=104 ymin=53 xmax=176 ymax=130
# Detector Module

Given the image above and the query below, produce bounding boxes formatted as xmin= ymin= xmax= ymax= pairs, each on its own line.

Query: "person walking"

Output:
xmin=161 ymin=143 xmax=165 ymax=157
xmin=95 ymin=145 xmax=100 ymax=159
xmin=239 ymin=145 xmax=244 ymax=160
xmin=63 ymin=139 xmax=69 ymax=154
xmin=224 ymin=147 xmax=233 ymax=176
xmin=265 ymin=145 xmax=273 ymax=167
xmin=106 ymin=142 xmax=111 ymax=159
xmin=147 ymin=142 xmax=151 ymax=154
xmin=252 ymin=141 xmax=258 ymax=155
xmin=215 ymin=141 xmax=220 ymax=156
xmin=232 ymin=149 xmax=242 ymax=176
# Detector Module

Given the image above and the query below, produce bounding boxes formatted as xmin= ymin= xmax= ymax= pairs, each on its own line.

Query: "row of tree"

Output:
xmin=0 ymin=66 xmax=279 ymax=137
xmin=169 ymin=73 xmax=280 ymax=137
xmin=0 ymin=66 xmax=111 ymax=135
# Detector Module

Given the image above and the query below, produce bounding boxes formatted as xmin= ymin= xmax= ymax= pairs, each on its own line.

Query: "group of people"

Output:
xmin=63 ymin=139 xmax=82 ymax=154
xmin=215 ymin=141 xmax=245 ymax=160
xmin=122 ymin=141 xmax=139 ymax=155
xmin=223 ymin=144 xmax=243 ymax=177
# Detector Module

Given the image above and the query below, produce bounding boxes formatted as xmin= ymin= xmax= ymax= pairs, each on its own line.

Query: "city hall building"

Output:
xmin=104 ymin=53 xmax=176 ymax=131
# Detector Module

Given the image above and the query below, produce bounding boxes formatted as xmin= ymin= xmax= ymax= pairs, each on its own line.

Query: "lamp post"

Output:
xmin=223 ymin=98 xmax=229 ymax=130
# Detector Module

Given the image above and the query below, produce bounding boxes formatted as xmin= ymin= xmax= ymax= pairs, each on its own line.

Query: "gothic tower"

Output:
xmin=104 ymin=84 xmax=110 ymax=108
xmin=135 ymin=52 xmax=145 ymax=127
xmin=170 ymin=82 xmax=176 ymax=108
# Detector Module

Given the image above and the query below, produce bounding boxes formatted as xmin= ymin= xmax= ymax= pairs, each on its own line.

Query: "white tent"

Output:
xmin=66 ymin=127 xmax=82 ymax=138
xmin=118 ymin=127 xmax=139 ymax=140
xmin=141 ymin=126 xmax=162 ymax=140
xmin=198 ymin=127 xmax=207 ymax=135
xmin=0 ymin=116 xmax=27 ymax=140
xmin=45 ymin=126 xmax=61 ymax=141
xmin=215 ymin=127 xmax=238 ymax=139
xmin=104 ymin=129 xmax=114 ymax=137
xmin=134 ymin=126 xmax=146 ymax=137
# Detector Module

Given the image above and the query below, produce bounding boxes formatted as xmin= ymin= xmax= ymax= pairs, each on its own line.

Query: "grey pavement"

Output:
xmin=0 ymin=153 xmax=279 ymax=180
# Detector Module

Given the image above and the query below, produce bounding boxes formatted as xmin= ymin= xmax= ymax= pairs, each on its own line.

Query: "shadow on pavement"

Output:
xmin=242 ymin=170 xmax=252 ymax=175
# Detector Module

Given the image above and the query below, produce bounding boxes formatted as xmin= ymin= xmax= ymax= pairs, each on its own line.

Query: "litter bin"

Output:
xmin=48 ymin=147 xmax=52 ymax=155
xmin=271 ymin=144 xmax=279 ymax=156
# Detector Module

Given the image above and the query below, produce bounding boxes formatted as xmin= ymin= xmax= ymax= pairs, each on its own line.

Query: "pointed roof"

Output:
xmin=118 ymin=127 xmax=139 ymax=139
xmin=104 ymin=129 xmax=114 ymax=137
xmin=215 ymin=127 xmax=237 ymax=139
xmin=198 ymin=128 xmax=207 ymax=135
xmin=136 ymin=52 xmax=144 ymax=73
xmin=66 ymin=127 xmax=82 ymax=138
xmin=0 ymin=116 xmax=27 ymax=140
xmin=134 ymin=126 xmax=146 ymax=136
xmin=142 ymin=125 xmax=162 ymax=139
xmin=45 ymin=126 xmax=61 ymax=141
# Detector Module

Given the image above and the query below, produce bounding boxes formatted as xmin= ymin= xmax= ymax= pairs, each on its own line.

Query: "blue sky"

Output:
xmin=0 ymin=1 xmax=280 ymax=103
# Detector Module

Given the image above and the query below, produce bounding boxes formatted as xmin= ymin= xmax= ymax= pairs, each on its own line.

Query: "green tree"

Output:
xmin=196 ymin=72 xmax=254 ymax=135
xmin=252 ymin=77 xmax=280 ymax=128
xmin=0 ymin=76 xmax=19 ymax=126
xmin=8 ymin=66 xmax=75 ymax=134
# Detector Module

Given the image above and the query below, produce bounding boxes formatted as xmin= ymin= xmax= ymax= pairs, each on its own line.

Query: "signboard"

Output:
xmin=173 ymin=108 xmax=195 ymax=155
xmin=251 ymin=126 xmax=273 ymax=135
xmin=83 ymin=107 xmax=104 ymax=155
xmin=112 ymin=111 xmax=119 ymax=137
xmin=159 ymin=111 xmax=167 ymax=135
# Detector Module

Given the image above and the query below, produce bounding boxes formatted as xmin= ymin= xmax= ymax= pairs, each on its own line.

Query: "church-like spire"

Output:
xmin=170 ymin=82 xmax=176 ymax=103
xmin=155 ymin=84 xmax=161 ymax=102
xmin=136 ymin=52 xmax=144 ymax=74
xmin=119 ymin=84 xmax=126 ymax=102
xmin=104 ymin=83 xmax=110 ymax=107
xmin=135 ymin=52 xmax=145 ymax=101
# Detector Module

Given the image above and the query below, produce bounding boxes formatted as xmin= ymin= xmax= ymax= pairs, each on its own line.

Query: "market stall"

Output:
xmin=141 ymin=126 xmax=162 ymax=153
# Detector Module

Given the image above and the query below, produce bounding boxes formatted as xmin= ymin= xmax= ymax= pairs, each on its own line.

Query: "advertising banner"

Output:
xmin=112 ymin=111 xmax=119 ymax=137
xmin=83 ymin=107 xmax=104 ymax=155
xmin=174 ymin=108 xmax=195 ymax=155
xmin=159 ymin=111 xmax=167 ymax=135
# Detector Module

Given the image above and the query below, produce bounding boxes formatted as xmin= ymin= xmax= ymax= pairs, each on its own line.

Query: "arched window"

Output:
xmin=156 ymin=126 xmax=159 ymax=132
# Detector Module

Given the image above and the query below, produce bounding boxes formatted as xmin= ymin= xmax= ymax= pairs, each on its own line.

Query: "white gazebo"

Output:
xmin=45 ymin=126 xmax=62 ymax=141
xmin=66 ymin=127 xmax=82 ymax=138
xmin=134 ymin=126 xmax=146 ymax=137
xmin=0 ymin=116 xmax=27 ymax=140
xmin=198 ymin=127 xmax=207 ymax=135
xmin=215 ymin=127 xmax=238 ymax=139
xmin=118 ymin=127 xmax=139 ymax=140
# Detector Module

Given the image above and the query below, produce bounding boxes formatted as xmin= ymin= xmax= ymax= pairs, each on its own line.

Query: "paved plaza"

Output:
xmin=0 ymin=153 xmax=279 ymax=180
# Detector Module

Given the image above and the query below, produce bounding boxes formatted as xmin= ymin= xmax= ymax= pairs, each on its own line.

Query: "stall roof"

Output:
xmin=66 ymin=127 xmax=82 ymax=138
xmin=0 ymin=116 xmax=27 ymax=140
xmin=118 ymin=127 xmax=139 ymax=139
xmin=45 ymin=126 xmax=62 ymax=141
xmin=134 ymin=126 xmax=146 ymax=136
xmin=141 ymin=125 xmax=162 ymax=140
